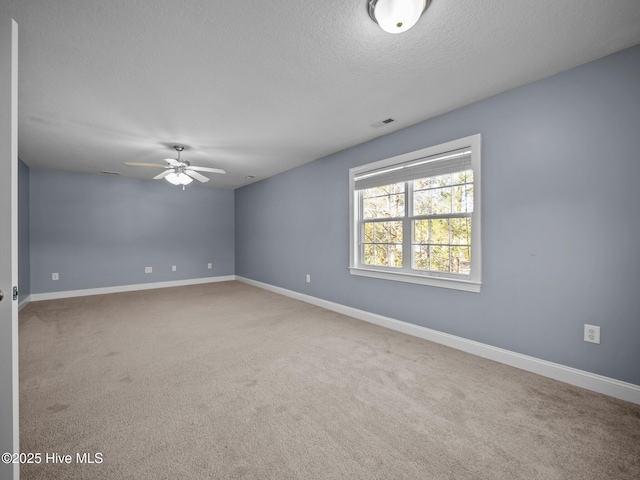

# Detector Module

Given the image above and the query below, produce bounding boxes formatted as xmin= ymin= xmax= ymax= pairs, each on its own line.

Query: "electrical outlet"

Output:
xmin=207 ymin=263 xmax=212 ymax=269
xmin=52 ymin=273 xmax=59 ymax=281
xmin=172 ymin=265 xmax=177 ymax=272
xmin=145 ymin=267 xmax=152 ymax=274
xmin=306 ymin=274 xmax=311 ymax=283
xmin=584 ymin=324 xmax=601 ymax=344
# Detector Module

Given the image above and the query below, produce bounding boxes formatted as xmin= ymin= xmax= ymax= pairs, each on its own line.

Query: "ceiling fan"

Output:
xmin=124 ymin=145 xmax=225 ymax=189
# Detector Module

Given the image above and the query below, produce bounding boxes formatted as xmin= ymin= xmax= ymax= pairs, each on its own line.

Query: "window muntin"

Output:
xmin=349 ymin=135 xmax=481 ymax=292
xmin=362 ymin=183 xmax=404 ymax=268
xmin=412 ymin=219 xmax=471 ymax=274
xmin=414 ymin=171 xmax=474 ymax=215
xmin=362 ymin=183 xmax=405 ymax=219
xmin=411 ymin=170 xmax=473 ymax=276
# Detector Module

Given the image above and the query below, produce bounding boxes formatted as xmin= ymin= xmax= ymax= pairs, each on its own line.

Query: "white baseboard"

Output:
xmin=29 ymin=276 xmax=236 ymax=302
xmin=18 ymin=295 xmax=31 ymax=311
xmin=236 ymin=276 xmax=640 ymax=405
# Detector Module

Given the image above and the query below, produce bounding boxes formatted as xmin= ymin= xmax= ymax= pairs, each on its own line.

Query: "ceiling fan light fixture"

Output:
xmin=368 ymin=0 xmax=430 ymax=34
xmin=178 ymin=173 xmax=193 ymax=185
xmin=125 ymin=145 xmax=225 ymax=187
xmin=165 ymin=172 xmax=179 ymax=185
xmin=165 ymin=172 xmax=193 ymax=186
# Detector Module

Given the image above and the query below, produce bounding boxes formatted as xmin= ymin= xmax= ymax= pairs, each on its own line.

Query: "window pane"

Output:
xmin=416 ymin=171 xmax=471 ymax=191
xmin=415 ymin=173 xmax=452 ymax=189
xmin=363 ymin=196 xmax=386 ymax=219
xmin=372 ymin=221 xmax=403 ymax=243
xmin=451 ymin=217 xmax=471 ymax=245
xmin=362 ymin=220 xmax=403 ymax=268
xmin=374 ymin=244 xmax=388 ymax=266
xmin=464 ymin=184 xmax=474 ymax=212
xmin=363 ymin=197 xmax=377 ymax=219
xmin=362 ymin=243 xmax=373 ymax=265
xmin=367 ymin=244 xmax=402 ymax=268
xmin=363 ymin=183 xmax=405 ymax=219
xmin=429 ymin=188 xmax=452 ymax=215
xmin=413 ymin=245 xmax=429 ymax=270
xmin=413 ymin=190 xmax=429 ymax=216
xmin=364 ymin=222 xmax=374 ymax=242
xmin=389 ymin=194 xmax=405 ymax=218
xmin=452 ymin=186 xmax=463 ymax=213
xmin=451 ymin=246 xmax=471 ymax=274
xmin=414 ymin=177 xmax=432 ymax=190
xmin=412 ymin=218 xmax=470 ymax=275
xmin=414 ymin=170 xmax=473 ymax=216
xmin=451 ymin=171 xmax=465 ymax=186
xmin=430 ymin=218 xmax=450 ymax=244
xmin=430 ymin=246 xmax=450 ymax=272
xmin=373 ymin=222 xmax=387 ymax=243
xmin=452 ymin=184 xmax=474 ymax=213
xmin=414 ymin=219 xmax=429 ymax=243
xmin=450 ymin=170 xmax=472 ymax=185
xmin=434 ymin=173 xmax=452 ymax=187
xmin=363 ymin=183 xmax=405 ymax=198
xmin=363 ymin=244 xmax=375 ymax=265
xmin=389 ymin=245 xmax=403 ymax=268
xmin=390 ymin=221 xmax=403 ymax=243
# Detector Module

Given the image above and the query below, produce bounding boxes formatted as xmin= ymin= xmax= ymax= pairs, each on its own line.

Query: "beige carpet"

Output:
xmin=19 ymin=281 xmax=640 ymax=479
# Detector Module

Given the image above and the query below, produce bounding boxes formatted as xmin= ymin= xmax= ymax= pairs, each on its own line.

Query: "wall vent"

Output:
xmin=370 ymin=118 xmax=395 ymax=128
xmin=100 ymin=171 xmax=121 ymax=176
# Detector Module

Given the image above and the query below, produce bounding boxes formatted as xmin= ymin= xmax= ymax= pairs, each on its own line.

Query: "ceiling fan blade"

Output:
xmin=185 ymin=170 xmax=209 ymax=183
xmin=164 ymin=158 xmax=181 ymax=166
xmin=153 ymin=170 xmax=172 ymax=180
xmin=124 ymin=162 xmax=168 ymax=168
xmin=189 ymin=165 xmax=226 ymax=174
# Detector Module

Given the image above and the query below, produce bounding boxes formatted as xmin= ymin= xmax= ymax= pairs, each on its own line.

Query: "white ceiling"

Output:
xmin=2 ymin=0 xmax=640 ymax=189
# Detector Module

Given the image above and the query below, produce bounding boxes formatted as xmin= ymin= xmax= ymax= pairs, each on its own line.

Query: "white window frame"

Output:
xmin=349 ymin=134 xmax=482 ymax=293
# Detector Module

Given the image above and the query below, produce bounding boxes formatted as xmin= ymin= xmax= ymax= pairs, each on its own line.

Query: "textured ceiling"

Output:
xmin=2 ymin=0 xmax=640 ymax=188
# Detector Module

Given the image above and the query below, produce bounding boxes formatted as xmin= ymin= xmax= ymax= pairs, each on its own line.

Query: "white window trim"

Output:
xmin=349 ymin=134 xmax=482 ymax=293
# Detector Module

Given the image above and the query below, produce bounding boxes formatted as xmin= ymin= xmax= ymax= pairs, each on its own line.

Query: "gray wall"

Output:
xmin=18 ymin=158 xmax=30 ymax=300
xmin=235 ymin=45 xmax=640 ymax=386
xmin=30 ymin=169 xmax=235 ymax=293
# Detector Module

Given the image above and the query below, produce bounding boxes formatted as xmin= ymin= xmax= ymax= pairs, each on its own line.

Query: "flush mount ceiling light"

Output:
xmin=368 ymin=0 xmax=431 ymax=34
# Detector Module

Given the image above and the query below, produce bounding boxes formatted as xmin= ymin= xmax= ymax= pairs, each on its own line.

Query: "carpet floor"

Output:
xmin=19 ymin=281 xmax=640 ymax=479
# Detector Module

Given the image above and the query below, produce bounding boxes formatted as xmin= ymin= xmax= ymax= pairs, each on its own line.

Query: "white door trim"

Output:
xmin=0 ymin=15 xmax=19 ymax=480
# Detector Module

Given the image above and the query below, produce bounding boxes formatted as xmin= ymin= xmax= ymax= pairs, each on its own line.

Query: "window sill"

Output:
xmin=349 ymin=266 xmax=481 ymax=293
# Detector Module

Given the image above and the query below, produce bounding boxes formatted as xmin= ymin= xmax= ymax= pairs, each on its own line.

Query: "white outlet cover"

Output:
xmin=306 ymin=274 xmax=311 ymax=283
xmin=584 ymin=324 xmax=601 ymax=344
xmin=208 ymin=263 xmax=212 ymax=269
xmin=172 ymin=265 xmax=177 ymax=272
xmin=145 ymin=267 xmax=152 ymax=274
xmin=52 ymin=273 xmax=59 ymax=280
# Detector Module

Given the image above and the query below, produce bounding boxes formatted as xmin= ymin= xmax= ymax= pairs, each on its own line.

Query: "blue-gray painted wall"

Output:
xmin=235 ymin=45 xmax=640 ymax=385
xmin=18 ymin=159 xmax=30 ymax=301
xmin=30 ymin=169 xmax=235 ymax=293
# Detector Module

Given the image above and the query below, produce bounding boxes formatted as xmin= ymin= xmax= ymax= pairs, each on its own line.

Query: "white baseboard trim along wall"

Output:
xmin=18 ymin=295 xmax=31 ymax=311
xmin=236 ymin=276 xmax=640 ymax=405
xmin=27 ymin=276 xmax=236 ymax=302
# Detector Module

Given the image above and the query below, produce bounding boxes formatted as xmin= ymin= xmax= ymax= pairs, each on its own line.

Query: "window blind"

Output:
xmin=354 ymin=147 xmax=472 ymax=191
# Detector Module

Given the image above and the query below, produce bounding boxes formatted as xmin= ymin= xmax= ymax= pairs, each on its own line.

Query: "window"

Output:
xmin=349 ymin=135 xmax=481 ymax=292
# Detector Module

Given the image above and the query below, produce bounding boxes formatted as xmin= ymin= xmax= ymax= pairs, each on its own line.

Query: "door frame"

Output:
xmin=0 ymin=15 xmax=19 ymax=480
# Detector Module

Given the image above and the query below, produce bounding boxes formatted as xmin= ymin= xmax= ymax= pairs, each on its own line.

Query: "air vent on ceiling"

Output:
xmin=370 ymin=118 xmax=395 ymax=128
xmin=100 ymin=171 xmax=121 ymax=176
